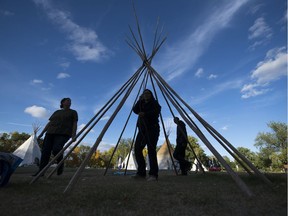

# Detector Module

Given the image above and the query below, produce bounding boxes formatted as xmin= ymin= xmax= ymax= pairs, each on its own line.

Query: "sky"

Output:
xmin=0 ymin=0 xmax=287 ymax=158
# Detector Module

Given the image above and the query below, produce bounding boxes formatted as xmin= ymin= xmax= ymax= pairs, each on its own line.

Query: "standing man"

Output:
xmin=173 ymin=117 xmax=192 ymax=175
xmin=33 ymin=98 xmax=78 ymax=176
xmin=132 ymin=89 xmax=161 ymax=181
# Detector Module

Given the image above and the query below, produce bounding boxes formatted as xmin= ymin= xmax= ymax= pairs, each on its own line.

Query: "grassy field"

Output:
xmin=0 ymin=167 xmax=286 ymax=216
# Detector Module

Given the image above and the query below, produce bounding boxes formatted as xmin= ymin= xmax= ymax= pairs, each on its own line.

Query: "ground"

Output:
xmin=0 ymin=167 xmax=287 ymax=216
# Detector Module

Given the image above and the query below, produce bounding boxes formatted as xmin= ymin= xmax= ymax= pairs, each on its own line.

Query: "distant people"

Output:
xmin=173 ymin=117 xmax=192 ymax=175
xmin=32 ymin=98 xmax=78 ymax=177
xmin=132 ymin=89 xmax=161 ymax=181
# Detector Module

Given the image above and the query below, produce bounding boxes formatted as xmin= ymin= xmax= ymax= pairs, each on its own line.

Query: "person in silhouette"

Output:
xmin=132 ymin=89 xmax=161 ymax=181
xmin=173 ymin=117 xmax=192 ymax=175
xmin=32 ymin=98 xmax=78 ymax=176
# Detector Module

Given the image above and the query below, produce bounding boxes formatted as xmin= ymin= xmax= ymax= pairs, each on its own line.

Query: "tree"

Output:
xmin=254 ymin=121 xmax=287 ymax=170
xmin=186 ymin=135 xmax=209 ymax=166
xmin=0 ymin=132 xmax=30 ymax=152
xmin=235 ymin=147 xmax=257 ymax=171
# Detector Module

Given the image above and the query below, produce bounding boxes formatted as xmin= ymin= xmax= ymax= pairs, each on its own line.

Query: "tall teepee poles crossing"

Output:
xmin=31 ymin=4 xmax=272 ymax=197
xmin=64 ymin=64 xmax=145 ymax=193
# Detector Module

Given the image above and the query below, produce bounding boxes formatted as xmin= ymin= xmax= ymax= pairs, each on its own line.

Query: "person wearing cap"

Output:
xmin=132 ymin=89 xmax=161 ymax=181
xmin=32 ymin=98 xmax=78 ymax=176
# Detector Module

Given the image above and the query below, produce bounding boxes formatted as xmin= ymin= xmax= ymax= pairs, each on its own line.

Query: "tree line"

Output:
xmin=0 ymin=121 xmax=286 ymax=172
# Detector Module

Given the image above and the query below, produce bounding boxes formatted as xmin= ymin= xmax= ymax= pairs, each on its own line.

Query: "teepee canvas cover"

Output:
xmin=191 ymin=158 xmax=208 ymax=172
xmin=13 ymin=130 xmax=41 ymax=166
xmin=121 ymin=151 xmax=138 ymax=170
xmin=157 ymin=141 xmax=175 ymax=170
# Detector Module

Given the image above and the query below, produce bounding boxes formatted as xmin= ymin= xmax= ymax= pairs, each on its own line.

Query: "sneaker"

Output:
xmin=131 ymin=174 xmax=146 ymax=180
xmin=147 ymin=175 xmax=158 ymax=181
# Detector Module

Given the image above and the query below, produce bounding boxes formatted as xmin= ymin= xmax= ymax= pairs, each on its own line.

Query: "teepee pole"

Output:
xmin=153 ymin=75 xmax=205 ymax=173
xmin=49 ymin=68 xmax=144 ymax=178
xmin=150 ymin=65 xmax=272 ymax=184
xmin=31 ymin=63 xmax=146 ymax=183
xmin=104 ymin=70 xmax=150 ymax=175
xmin=64 ymin=65 xmax=144 ymax=193
xmin=149 ymin=66 xmax=254 ymax=197
xmin=148 ymin=71 xmax=178 ymax=174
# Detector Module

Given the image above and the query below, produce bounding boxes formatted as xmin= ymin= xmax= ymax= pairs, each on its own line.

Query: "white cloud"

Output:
xmin=33 ymin=0 xmax=110 ymax=62
xmin=59 ymin=61 xmax=70 ymax=69
xmin=248 ymin=17 xmax=272 ymax=49
xmin=31 ymin=79 xmax=43 ymax=84
xmin=24 ymin=105 xmax=49 ymax=118
xmin=191 ymin=79 xmax=243 ymax=105
xmin=156 ymin=0 xmax=248 ymax=81
xmin=241 ymin=47 xmax=287 ymax=99
xmin=221 ymin=125 xmax=229 ymax=131
xmin=101 ymin=116 xmax=110 ymax=121
xmin=248 ymin=17 xmax=272 ymax=40
xmin=208 ymin=74 xmax=218 ymax=80
xmin=195 ymin=68 xmax=204 ymax=78
xmin=57 ymin=72 xmax=70 ymax=79
xmin=1 ymin=10 xmax=14 ymax=16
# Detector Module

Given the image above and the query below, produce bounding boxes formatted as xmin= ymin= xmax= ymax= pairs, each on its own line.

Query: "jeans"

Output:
xmin=134 ymin=124 xmax=160 ymax=177
xmin=39 ymin=134 xmax=70 ymax=171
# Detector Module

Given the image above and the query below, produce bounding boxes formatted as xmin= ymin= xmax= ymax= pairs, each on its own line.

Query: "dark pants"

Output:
xmin=134 ymin=125 xmax=159 ymax=177
xmin=173 ymin=143 xmax=190 ymax=174
xmin=39 ymin=134 xmax=70 ymax=171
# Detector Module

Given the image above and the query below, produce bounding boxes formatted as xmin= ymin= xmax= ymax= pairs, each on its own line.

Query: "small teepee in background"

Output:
xmin=121 ymin=151 xmax=138 ymax=170
xmin=13 ymin=125 xmax=41 ymax=166
xmin=157 ymin=140 xmax=175 ymax=170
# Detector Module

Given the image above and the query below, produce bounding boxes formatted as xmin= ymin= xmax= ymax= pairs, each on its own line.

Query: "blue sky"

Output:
xmin=0 ymin=0 xmax=287 ymax=158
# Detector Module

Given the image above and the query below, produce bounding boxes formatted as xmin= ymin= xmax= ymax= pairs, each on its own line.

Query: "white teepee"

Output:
xmin=191 ymin=158 xmax=208 ymax=172
xmin=157 ymin=140 xmax=175 ymax=170
xmin=13 ymin=126 xmax=41 ymax=166
xmin=121 ymin=151 xmax=138 ymax=170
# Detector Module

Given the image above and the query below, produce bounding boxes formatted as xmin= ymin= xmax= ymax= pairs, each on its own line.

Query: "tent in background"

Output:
xmin=191 ymin=158 xmax=208 ymax=172
xmin=121 ymin=151 xmax=138 ymax=170
xmin=13 ymin=126 xmax=41 ymax=166
xmin=157 ymin=140 xmax=175 ymax=170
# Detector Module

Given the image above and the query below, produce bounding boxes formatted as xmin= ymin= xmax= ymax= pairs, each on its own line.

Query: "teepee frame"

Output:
xmin=30 ymin=4 xmax=273 ymax=197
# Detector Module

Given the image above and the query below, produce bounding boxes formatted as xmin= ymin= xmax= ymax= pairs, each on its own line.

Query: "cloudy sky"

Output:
xmin=0 ymin=0 xmax=286 ymax=157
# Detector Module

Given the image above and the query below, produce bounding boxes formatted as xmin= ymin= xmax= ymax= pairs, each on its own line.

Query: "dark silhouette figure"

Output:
xmin=132 ymin=89 xmax=161 ymax=181
xmin=33 ymin=98 xmax=78 ymax=176
xmin=173 ymin=117 xmax=192 ymax=175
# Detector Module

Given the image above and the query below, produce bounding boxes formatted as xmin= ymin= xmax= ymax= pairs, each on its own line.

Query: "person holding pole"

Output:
xmin=132 ymin=89 xmax=161 ymax=181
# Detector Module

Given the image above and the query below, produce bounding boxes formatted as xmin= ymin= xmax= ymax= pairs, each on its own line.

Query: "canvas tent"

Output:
xmin=191 ymin=158 xmax=208 ymax=172
xmin=121 ymin=151 xmax=138 ymax=170
xmin=157 ymin=140 xmax=175 ymax=170
xmin=13 ymin=128 xmax=41 ymax=166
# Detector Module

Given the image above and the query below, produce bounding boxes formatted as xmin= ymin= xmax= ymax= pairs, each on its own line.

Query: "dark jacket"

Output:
xmin=176 ymin=120 xmax=187 ymax=145
xmin=132 ymin=99 xmax=161 ymax=132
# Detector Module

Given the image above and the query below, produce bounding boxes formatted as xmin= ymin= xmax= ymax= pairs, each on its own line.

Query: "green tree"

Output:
xmin=234 ymin=147 xmax=257 ymax=171
xmin=254 ymin=121 xmax=287 ymax=170
xmin=0 ymin=132 xmax=30 ymax=152
xmin=186 ymin=135 xmax=209 ymax=166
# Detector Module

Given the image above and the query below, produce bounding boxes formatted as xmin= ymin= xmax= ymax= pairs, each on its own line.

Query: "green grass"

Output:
xmin=0 ymin=167 xmax=287 ymax=216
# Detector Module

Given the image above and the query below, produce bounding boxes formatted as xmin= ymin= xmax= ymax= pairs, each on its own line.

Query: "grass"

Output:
xmin=0 ymin=167 xmax=287 ymax=216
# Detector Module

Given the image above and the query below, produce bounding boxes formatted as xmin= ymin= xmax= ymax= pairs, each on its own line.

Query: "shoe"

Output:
xmin=147 ymin=175 xmax=158 ymax=181
xmin=131 ymin=174 xmax=146 ymax=180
